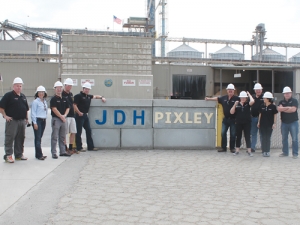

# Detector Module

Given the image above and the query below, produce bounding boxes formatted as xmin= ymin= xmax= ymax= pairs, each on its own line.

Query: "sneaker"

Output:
xmin=293 ymin=155 xmax=298 ymax=159
xmin=59 ymin=153 xmax=71 ymax=157
xmin=264 ymin=152 xmax=270 ymax=157
xmin=251 ymin=149 xmax=255 ymax=153
xmin=279 ymin=153 xmax=288 ymax=157
xmin=247 ymin=152 xmax=253 ymax=157
xmin=52 ymin=154 xmax=58 ymax=159
xmin=233 ymin=151 xmax=239 ymax=156
xmin=73 ymin=149 xmax=80 ymax=154
xmin=78 ymin=148 xmax=86 ymax=152
xmin=66 ymin=149 xmax=74 ymax=155
xmin=218 ymin=149 xmax=227 ymax=152
xmin=5 ymin=155 xmax=14 ymax=163
xmin=15 ymin=156 xmax=28 ymax=160
xmin=88 ymin=148 xmax=100 ymax=151
xmin=230 ymin=149 xmax=236 ymax=153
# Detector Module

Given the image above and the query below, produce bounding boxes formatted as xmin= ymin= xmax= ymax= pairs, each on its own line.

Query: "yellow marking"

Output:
xmin=165 ymin=112 xmax=171 ymax=124
xmin=173 ymin=112 xmax=183 ymax=123
xmin=194 ymin=112 xmax=202 ymax=124
xmin=185 ymin=112 xmax=192 ymax=123
xmin=154 ymin=112 xmax=163 ymax=123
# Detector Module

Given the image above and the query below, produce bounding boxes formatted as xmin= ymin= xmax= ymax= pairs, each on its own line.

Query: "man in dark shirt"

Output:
xmin=0 ymin=77 xmax=29 ymax=163
xmin=277 ymin=86 xmax=299 ymax=158
xmin=62 ymin=78 xmax=78 ymax=154
xmin=73 ymin=82 xmax=106 ymax=151
xmin=251 ymin=83 xmax=264 ymax=152
xmin=50 ymin=81 xmax=71 ymax=159
xmin=206 ymin=83 xmax=239 ymax=152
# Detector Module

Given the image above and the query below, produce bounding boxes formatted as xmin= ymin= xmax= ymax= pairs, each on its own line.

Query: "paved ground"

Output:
xmin=1 ymin=148 xmax=300 ymax=225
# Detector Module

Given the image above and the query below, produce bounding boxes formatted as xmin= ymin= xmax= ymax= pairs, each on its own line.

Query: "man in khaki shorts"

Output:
xmin=62 ymin=78 xmax=79 ymax=154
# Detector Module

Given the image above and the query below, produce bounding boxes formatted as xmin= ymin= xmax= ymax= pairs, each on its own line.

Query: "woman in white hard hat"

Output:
xmin=230 ymin=91 xmax=254 ymax=156
xmin=31 ymin=86 xmax=48 ymax=160
xmin=257 ymin=92 xmax=278 ymax=157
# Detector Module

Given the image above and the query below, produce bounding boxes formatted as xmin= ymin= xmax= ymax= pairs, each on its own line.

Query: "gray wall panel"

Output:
xmin=121 ymin=129 xmax=153 ymax=149
xmin=92 ymin=129 xmax=120 ymax=149
xmin=0 ymin=62 xmax=58 ymax=97
xmin=154 ymin=129 xmax=215 ymax=149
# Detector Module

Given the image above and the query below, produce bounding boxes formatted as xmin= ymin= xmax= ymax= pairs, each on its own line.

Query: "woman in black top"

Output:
xmin=257 ymin=92 xmax=278 ymax=157
xmin=230 ymin=91 xmax=254 ymax=156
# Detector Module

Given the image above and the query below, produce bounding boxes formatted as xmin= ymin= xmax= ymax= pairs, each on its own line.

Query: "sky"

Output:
xmin=1 ymin=0 xmax=300 ymax=59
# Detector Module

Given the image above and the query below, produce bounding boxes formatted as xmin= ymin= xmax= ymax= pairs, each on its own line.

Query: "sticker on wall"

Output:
xmin=104 ymin=79 xmax=113 ymax=87
xmin=138 ymin=79 xmax=151 ymax=86
xmin=122 ymin=79 xmax=136 ymax=86
xmin=64 ymin=78 xmax=78 ymax=86
xmin=81 ymin=79 xmax=95 ymax=86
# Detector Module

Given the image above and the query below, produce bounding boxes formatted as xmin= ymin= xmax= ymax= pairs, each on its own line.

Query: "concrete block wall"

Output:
xmin=89 ymin=99 xmax=216 ymax=149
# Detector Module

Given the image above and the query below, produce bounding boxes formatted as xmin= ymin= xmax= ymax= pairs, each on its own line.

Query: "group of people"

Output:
xmin=1 ymin=77 xmax=298 ymax=162
xmin=206 ymin=83 xmax=298 ymax=158
xmin=0 ymin=77 xmax=106 ymax=163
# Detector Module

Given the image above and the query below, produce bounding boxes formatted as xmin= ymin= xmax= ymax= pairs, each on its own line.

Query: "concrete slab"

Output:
xmin=92 ymin=129 xmax=120 ymax=148
xmin=0 ymin=147 xmax=68 ymax=215
xmin=121 ymin=129 xmax=153 ymax=149
xmin=154 ymin=129 xmax=215 ymax=149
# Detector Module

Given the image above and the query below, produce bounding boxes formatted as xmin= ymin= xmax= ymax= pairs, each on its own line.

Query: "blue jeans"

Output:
xmin=75 ymin=113 xmax=94 ymax=150
xmin=251 ymin=117 xmax=262 ymax=150
xmin=33 ymin=119 xmax=46 ymax=158
xmin=221 ymin=117 xmax=236 ymax=150
xmin=281 ymin=121 xmax=299 ymax=156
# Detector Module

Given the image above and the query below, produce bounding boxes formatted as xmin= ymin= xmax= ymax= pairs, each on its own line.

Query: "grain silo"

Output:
xmin=167 ymin=43 xmax=203 ymax=58
xmin=252 ymin=47 xmax=286 ymax=62
xmin=289 ymin=52 xmax=300 ymax=63
xmin=210 ymin=45 xmax=244 ymax=60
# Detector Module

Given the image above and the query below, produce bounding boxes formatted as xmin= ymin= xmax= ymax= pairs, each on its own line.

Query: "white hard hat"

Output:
xmin=282 ymin=86 xmax=292 ymax=93
xmin=36 ymin=85 xmax=47 ymax=93
xmin=253 ymin=83 xmax=263 ymax=90
xmin=53 ymin=81 xmax=63 ymax=88
xmin=239 ymin=91 xmax=248 ymax=98
xmin=226 ymin=83 xmax=235 ymax=90
xmin=263 ymin=92 xmax=273 ymax=98
xmin=82 ymin=82 xmax=92 ymax=89
xmin=13 ymin=77 xmax=23 ymax=84
xmin=64 ymin=78 xmax=73 ymax=86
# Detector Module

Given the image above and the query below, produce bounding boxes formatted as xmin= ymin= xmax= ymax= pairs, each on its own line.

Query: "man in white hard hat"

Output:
xmin=50 ymin=81 xmax=71 ymax=158
xmin=0 ymin=77 xmax=29 ymax=163
xmin=250 ymin=83 xmax=264 ymax=152
xmin=62 ymin=78 xmax=79 ymax=154
xmin=205 ymin=83 xmax=240 ymax=152
xmin=277 ymin=86 xmax=298 ymax=159
xmin=73 ymin=82 xmax=106 ymax=151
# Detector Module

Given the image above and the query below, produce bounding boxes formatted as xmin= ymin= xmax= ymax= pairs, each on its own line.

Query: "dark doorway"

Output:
xmin=172 ymin=75 xmax=206 ymax=99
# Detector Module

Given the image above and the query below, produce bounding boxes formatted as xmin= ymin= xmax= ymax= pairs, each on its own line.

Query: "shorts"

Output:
xmin=65 ymin=117 xmax=77 ymax=134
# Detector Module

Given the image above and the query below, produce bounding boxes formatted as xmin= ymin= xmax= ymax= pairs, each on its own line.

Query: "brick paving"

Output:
xmin=47 ymin=149 xmax=300 ymax=225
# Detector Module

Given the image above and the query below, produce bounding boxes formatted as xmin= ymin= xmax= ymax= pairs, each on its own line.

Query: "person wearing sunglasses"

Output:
xmin=231 ymin=91 xmax=254 ymax=157
xmin=31 ymin=86 xmax=48 ymax=160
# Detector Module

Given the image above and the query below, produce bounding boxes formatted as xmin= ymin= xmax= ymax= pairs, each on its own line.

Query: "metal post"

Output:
xmin=285 ymin=47 xmax=288 ymax=62
xmin=220 ymin=69 xmax=222 ymax=96
xmin=58 ymin=31 xmax=62 ymax=80
xmin=242 ymin=44 xmax=244 ymax=55
xmin=161 ymin=0 xmax=165 ymax=57
xmin=205 ymin=43 xmax=207 ymax=59
xmin=256 ymin=70 xmax=259 ymax=83
xmin=251 ymin=45 xmax=253 ymax=59
xmin=272 ymin=69 xmax=274 ymax=94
